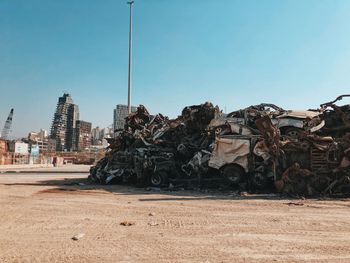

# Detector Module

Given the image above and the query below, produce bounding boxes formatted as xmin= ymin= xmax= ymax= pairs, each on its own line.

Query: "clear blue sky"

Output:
xmin=1 ymin=0 xmax=350 ymax=137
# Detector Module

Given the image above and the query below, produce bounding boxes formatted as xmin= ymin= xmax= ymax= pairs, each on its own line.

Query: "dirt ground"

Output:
xmin=0 ymin=173 xmax=350 ymax=263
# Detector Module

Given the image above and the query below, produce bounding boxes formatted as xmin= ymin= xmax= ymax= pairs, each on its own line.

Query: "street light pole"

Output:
xmin=127 ymin=1 xmax=134 ymax=114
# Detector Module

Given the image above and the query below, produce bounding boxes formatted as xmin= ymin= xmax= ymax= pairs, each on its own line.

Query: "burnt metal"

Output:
xmin=89 ymin=99 xmax=350 ymax=196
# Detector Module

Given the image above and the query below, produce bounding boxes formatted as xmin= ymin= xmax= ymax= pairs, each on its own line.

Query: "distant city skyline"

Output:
xmin=2 ymin=0 xmax=350 ymax=137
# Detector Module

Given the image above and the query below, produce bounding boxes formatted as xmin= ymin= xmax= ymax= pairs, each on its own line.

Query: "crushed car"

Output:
xmin=89 ymin=98 xmax=350 ymax=197
xmin=209 ymin=103 xmax=324 ymax=138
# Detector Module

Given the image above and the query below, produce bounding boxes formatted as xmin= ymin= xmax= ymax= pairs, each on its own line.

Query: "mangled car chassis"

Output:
xmin=90 ymin=96 xmax=350 ymax=196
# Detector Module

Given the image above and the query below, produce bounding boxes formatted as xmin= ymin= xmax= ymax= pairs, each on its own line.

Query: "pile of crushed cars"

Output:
xmin=89 ymin=95 xmax=350 ymax=196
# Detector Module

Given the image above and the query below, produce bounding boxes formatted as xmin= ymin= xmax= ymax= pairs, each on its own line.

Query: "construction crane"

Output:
xmin=1 ymin=108 xmax=14 ymax=140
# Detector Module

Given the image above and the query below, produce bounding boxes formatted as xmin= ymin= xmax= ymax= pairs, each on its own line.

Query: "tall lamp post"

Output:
xmin=127 ymin=1 xmax=134 ymax=114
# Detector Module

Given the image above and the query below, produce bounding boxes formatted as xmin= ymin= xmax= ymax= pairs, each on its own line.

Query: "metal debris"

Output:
xmin=89 ymin=98 xmax=350 ymax=197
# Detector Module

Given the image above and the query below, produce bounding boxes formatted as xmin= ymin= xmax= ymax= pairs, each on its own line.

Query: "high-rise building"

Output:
xmin=113 ymin=104 xmax=137 ymax=132
xmin=75 ymin=120 xmax=92 ymax=151
xmin=50 ymin=93 xmax=80 ymax=151
xmin=91 ymin=126 xmax=101 ymax=145
xmin=66 ymin=104 xmax=79 ymax=151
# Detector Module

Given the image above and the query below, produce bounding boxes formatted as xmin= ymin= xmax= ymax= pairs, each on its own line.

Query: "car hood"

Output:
xmin=276 ymin=110 xmax=321 ymax=119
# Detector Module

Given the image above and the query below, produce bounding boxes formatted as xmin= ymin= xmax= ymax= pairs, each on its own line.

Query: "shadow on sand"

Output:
xmin=2 ymin=176 xmax=350 ymax=202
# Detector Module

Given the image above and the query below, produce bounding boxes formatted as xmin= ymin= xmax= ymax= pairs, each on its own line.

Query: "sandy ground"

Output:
xmin=0 ymin=173 xmax=350 ymax=263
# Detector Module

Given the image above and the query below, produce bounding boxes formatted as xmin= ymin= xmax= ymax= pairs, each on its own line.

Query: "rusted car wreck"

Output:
xmin=89 ymin=97 xmax=350 ymax=196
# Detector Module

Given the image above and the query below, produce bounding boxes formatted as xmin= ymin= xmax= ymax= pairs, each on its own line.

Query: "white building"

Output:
xmin=8 ymin=141 xmax=29 ymax=155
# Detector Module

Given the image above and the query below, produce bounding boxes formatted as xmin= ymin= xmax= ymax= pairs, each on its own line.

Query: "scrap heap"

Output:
xmin=90 ymin=96 xmax=350 ymax=196
xmin=90 ymin=102 xmax=219 ymax=186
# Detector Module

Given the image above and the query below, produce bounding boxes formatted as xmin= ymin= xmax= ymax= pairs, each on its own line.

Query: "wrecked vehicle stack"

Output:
xmin=89 ymin=96 xmax=350 ymax=196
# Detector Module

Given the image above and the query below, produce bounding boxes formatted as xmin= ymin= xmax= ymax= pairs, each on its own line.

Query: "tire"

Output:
xmin=221 ymin=165 xmax=244 ymax=185
xmin=150 ymin=171 xmax=168 ymax=187
xmin=250 ymin=172 xmax=269 ymax=189
xmin=283 ymin=127 xmax=302 ymax=139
